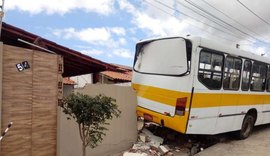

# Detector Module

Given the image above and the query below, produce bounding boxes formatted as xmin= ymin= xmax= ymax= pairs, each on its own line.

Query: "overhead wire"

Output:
xmin=237 ymin=0 xmax=270 ymax=27
xmin=200 ymin=0 xmax=270 ymax=42
xmin=175 ymin=0 xmax=247 ymax=41
xmin=182 ymin=0 xmax=266 ymax=43
xmin=149 ymin=0 xmax=241 ymax=42
xmin=142 ymin=0 xmax=238 ymax=43
xmin=142 ymin=0 xmax=270 ymax=51
xmin=197 ymin=0 xmax=269 ymax=50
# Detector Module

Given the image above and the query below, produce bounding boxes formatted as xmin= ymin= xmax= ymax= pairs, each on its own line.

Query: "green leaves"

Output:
xmin=61 ymin=93 xmax=121 ymax=148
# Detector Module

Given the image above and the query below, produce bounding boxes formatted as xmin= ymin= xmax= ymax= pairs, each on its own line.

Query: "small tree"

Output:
xmin=61 ymin=93 xmax=121 ymax=156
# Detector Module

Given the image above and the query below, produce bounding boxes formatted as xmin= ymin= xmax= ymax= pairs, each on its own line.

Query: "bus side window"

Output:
xmin=223 ymin=56 xmax=242 ymax=90
xmin=266 ymin=66 xmax=270 ymax=92
xmin=250 ymin=62 xmax=267 ymax=91
xmin=198 ymin=51 xmax=223 ymax=89
xmin=241 ymin=60 xmax=252 ymax=91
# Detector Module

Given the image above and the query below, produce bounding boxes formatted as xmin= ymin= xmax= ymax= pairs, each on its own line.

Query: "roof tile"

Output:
xmin=101 ymin=71 xmax=132 ymax=81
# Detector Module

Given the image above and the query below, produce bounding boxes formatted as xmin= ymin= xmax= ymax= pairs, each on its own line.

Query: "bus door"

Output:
xmin=215 ymin=56 xmax=242 ymax=133
xmin=186 ymin=48 xmax=223 ymax=134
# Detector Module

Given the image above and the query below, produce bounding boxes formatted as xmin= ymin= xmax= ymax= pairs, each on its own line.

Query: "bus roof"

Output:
xmin=137 ymin=36 xmax=270 ymax=64
xmin=190 ymin=36 xmax=270 ymax=64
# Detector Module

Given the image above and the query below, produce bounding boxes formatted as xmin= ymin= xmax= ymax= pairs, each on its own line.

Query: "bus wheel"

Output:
xmin=238 ymin=114 xmax=255 ymax=139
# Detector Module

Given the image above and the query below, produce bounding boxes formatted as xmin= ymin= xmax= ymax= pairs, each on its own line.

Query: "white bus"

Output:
xmin=132 ymin=36 xmax=270 ymax=139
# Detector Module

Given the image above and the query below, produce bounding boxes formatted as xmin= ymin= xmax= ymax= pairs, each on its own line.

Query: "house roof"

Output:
xmin=1 ymin=22 xmax=118 ymax=77
xmin=101 ymin=71 xmax=132 ymax=81
xmin=111 ymin=63 xmax=132 ymax=72
xmin=63 ymin=77 xmax=76 ymax=85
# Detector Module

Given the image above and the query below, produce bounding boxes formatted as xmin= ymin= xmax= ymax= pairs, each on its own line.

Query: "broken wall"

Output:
xmin=57 ymin=84 xmax=138 ymax=156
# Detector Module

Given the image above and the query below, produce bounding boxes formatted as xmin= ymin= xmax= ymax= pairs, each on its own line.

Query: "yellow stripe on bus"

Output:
xmin=132 ymin=83 xmax=270 ymax=108
xmin=136 ymin=106 xmax=189 ymax=133
xmin=132 ymin=83 xmax=190 ymax=106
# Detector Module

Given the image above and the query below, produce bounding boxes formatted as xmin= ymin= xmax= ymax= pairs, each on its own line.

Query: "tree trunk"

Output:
xmin=82 ymin=142 xmax=86 ymax=156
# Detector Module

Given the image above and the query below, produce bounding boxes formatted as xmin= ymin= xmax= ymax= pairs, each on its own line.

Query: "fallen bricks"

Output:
xmin=123 ymin=126 xmax=172 ymax=156
xmin=123 ymin=121 xmax=220 ymax=156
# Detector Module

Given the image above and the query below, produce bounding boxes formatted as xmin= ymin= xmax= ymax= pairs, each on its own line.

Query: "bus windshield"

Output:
xmin=134 ymin=37 xmax=190 ymax=76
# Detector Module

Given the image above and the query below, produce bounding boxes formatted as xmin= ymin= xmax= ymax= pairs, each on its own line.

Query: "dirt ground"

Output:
xmin=196 ymin=124 xmax=270 ymax=156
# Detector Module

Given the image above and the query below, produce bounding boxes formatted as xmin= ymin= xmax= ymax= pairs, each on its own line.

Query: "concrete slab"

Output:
xmin=158 ymin=145 xmax=170 ymax=155
xmin=132 ymin=143 xmax=150 ymax=151
xmin=142 ymin=128 xmax=164 ymax=146
xmin=139 ymin=133 xmax=147 ymax=143
xmin=123 ymin=152 xmax=148 ymax=156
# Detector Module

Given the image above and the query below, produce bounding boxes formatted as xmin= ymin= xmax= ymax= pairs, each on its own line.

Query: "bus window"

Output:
xmin=267 ymin=66 xmax=270 ymax=92
xmin=134 ymin=38 xmax=190 ymax=76
xmin=250 ymin=62 xmax=267 ymax=91
xmin=241 ymin=60 xmax=252 ymax=91
xmin=198 ymin=51 xmax=223 ymax=89
xmin=223 ymin=56 xmax=242 ymax=90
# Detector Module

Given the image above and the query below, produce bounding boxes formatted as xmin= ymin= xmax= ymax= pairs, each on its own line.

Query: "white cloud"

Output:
xmin=110 ymin=27 xmax=126 ymax=36
xmin=118 ymin=0 xmax=189 ymax=37
xmin=113 ymin=49 xmax=133 ymax=59
xmin=77 ymin=28 xmax=111 ymax=43
xmin=118 ymin=38 xmax=127 ymax=45
xmin=53 ymin=28 xmax=76 ymax=39
xmin=134 ymin=13 xmax=189 ymax=36
xmin=255 ymin=47 xmax=267 ymax=56
xmin=118 ymin=0 xmax=270 ymax=56
xmin=5 ymin=0 xmax=115 ymax=15
xmin=241 ymin=44 xmax=268 ymax=56
xmin=81 ymin=49 xmax=104 ymax=56
xmin=107 ymin=54 xmax=113 ymax=58
xmin=118 ymin=0 xmax=137 ymax=15
xmin=53 ymin=26 xmax=126 ymax=48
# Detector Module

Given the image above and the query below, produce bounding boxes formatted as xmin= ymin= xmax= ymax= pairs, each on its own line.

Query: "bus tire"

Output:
xmin=238 ymin=114 xmax=255 ymax=139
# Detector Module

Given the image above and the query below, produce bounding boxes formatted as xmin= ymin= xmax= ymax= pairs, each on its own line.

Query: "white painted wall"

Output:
xmin=70 ymin=74 xmax=93 ymax=88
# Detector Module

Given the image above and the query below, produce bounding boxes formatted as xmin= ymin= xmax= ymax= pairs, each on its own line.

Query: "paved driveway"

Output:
xmin=196 ymin=124 xmax=270 ymax=156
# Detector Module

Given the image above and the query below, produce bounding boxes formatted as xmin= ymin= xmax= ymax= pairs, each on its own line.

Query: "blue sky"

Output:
xmin=4 ymin=0 xmax=270 ymax=66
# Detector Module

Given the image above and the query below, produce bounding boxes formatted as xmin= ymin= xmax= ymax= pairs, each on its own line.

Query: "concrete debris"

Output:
xmin=164 ymin=152 xmax=174 ymax=156
xmin=132 ymin=143 xmax=150 ymax=151
xmin=141 ymin=128 xmax=153 ymax=136
xmin=144 ymin=122 xmax=160 ymax=127
xmin=142 ymin=129 xmax=164 ymax=146
xmin=150 ymin=135 xmax=163 ymax=147
xmin=125 ymin=125 xmax=192 ymax=156
xmin=137 ymin=119 xmax=145 ymax=131
xmin=125 ymin=128 xmax=169 ymax=156
xmin=149 ymin=141 xmax=161 ymax=149
xmin=158 ymin=145 xmax=170 ymax=155
xmin=174 ymin=146 xmax=186 ymax=152
xmin=122 ymin=122 xmax=223 ymax=156
xmin=123 ymin=152 xmax=148 ymax=156
xmin=139 ymin=133 xmax=147 ymax=143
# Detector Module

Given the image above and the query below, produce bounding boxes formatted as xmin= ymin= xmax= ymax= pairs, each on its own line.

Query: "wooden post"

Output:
xmin=0 ymin=42 xmax=3 ymax=156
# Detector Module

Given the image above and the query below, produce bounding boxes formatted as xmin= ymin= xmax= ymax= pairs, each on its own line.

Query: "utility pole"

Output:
xmin=0 ymin=0 xmax=5 ymax=38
